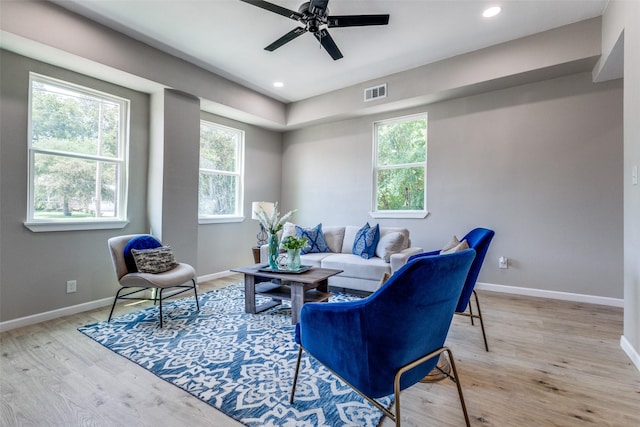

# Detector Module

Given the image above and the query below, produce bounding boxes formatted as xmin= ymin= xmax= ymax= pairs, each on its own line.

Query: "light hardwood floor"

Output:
xmin=2 ymin=274 xmax=639 ymax=426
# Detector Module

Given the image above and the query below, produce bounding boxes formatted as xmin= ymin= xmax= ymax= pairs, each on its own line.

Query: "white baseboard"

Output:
xmin=476 ymin=282 xmax=624 ymax=307
xmin=0 ymin=272 xmax=239 ymax=333
xmin=197 ymin=270 xmax=234 ymax=282
xmin=0 ymin=297 xmax=113 ymax=333
xmin=0 ymin=277 xmax=625 ymax=333
xmin=620 ymin=335 xmax=640 ymax=372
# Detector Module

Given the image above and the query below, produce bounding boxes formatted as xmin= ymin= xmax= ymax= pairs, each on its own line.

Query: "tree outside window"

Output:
xmin=373 ymin=114 xmax=427 ymax=217
xmin=199 ymin=121 xmax=244 ymax=221
xmin=27 ymin=74 xmax=129 ymax=226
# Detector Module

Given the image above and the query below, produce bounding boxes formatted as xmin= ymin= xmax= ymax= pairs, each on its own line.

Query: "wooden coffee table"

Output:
xmin=231 ymin=264 xmax=343 ymax=324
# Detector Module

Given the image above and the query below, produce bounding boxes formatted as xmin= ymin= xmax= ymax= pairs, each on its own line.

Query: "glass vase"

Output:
xmin=268 ymin=233 xmax=279 ymax=270
xmin=287 ymin=248 xmax=302 ymax=271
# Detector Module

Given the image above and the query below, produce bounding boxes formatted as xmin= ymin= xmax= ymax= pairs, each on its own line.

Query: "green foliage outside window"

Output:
xmin=29 ymin=76 xmax=127 ymax=220
xmin=199 ymin=121 xmax=243 ymax=217
xmin=374 ymin=115 xmax=427 ymax=211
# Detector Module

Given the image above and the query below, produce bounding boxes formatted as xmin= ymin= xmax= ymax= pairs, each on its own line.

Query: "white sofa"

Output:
xmin=260 ymin=223 xmax=422 ymax=293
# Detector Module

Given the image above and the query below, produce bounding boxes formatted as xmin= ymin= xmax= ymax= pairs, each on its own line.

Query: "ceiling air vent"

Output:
xmin=364 ymin=84 xmax=387 ymax=102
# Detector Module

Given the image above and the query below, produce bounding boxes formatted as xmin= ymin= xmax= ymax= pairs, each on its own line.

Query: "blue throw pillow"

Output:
xmin=352 ymin=223 xmax=380 ymax=259
xmin=296 ymin=224 xmax=331 ymax=254
xmin=124 ymin=235 xmax=163 ymax=272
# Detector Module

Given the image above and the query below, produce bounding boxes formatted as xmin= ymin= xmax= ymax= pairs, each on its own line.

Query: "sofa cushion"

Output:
xmin=378 ymin=227 xmax=410 ymax=248
xmin=341 ymin=226 xmax=362 ymax=253
xmin=352 ymin=223 xmax=380 ymax=259
xmin=375 ymin=231 xmax=407 ymax=262
xmin=321 ymin=253 xmax=391 ymax=281
xmin=296 ymin=223 xmax=331 ymax=254
xmin=299 ymin=252 xmax=334 ymax=267
xmin=320 ymin=226 xmax=345 ymax=253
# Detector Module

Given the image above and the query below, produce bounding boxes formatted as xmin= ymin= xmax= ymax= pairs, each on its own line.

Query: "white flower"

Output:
xmin=253 ymin=202 xmax=296 ymax=234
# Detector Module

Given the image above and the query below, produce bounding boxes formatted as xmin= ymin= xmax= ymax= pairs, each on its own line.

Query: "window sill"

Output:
xmin=24 ymin=219 xmax=129 ymax=233
xmin=198 ymin=215 xmax=245 ymax=225
xmin=369 ymin=210 xmax=429 ymax=219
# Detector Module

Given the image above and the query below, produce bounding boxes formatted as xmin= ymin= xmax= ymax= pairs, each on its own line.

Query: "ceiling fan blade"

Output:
xmin=314 ymin=28 xmax=343 ymax=60
xmin=309 ymin=0 xmax=329 ymax=15
xmin=238 ymin=0 xmax=302 ymax=21
xmin=265 ymin=26 xmax=307 ymax=51
xmin=327 ymin=14 xmax=390 ymax=27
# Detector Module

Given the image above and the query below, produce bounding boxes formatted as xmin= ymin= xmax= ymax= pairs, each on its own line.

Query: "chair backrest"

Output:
xmin=107 ymin=234 xmax=143 ymax=280
xmin=358 ymin=249 xmax=475 ymax=397
xmin=456 ymin=228 xmax=494 ymax=312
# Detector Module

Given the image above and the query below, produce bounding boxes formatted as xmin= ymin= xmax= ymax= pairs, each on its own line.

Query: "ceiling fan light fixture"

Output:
xmin=483 ymin=6 xmax=502 ymax=18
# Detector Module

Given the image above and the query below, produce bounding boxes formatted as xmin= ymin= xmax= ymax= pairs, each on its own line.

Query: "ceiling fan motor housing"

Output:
xmin=240 ymin=0 xmax=389 ymax=60
xmin=299 ymin=1 xmax=327 ymax=32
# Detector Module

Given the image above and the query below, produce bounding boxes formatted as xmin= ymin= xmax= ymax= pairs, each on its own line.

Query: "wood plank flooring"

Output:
xmin=2 ymin=274 xmax=639 ymax=426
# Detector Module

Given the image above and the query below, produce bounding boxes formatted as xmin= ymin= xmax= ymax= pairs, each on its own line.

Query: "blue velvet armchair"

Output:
xmin=290 ymin=249 xmax=476 ymax=427
xmin=409 ymin=227 xmax=495 ymax=351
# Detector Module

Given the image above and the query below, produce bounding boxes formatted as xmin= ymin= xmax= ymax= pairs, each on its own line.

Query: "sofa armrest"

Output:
xmin=389 ymin=246 xmax=423 ymax=273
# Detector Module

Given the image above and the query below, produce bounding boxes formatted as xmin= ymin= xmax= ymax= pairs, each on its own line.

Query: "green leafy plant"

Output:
xmin=281 ymin=236 xmax=309 ymax=251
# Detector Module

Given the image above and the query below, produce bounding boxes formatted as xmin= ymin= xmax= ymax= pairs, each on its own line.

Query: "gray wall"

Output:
xmin=0 ymin=50 xmax=150 ymax=319
xmin=0 ymin=0 xmax=636 ymax=366
xmin=282 ymin=72 xmax=624 ymax=298
xmin=197 ymin=112 xmax=283 ymax=273
xmin=600 ymin=0 xmax=640 ymax=367
xmin=0 ymin=50 xmax=283 ymax=322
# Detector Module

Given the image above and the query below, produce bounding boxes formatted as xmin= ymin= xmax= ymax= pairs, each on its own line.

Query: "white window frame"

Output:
xmin=370 ymin=113 xmax=428 ymax=219
xmin=25 ymin=73 xmax=130 ymax=232
xmin=198 ymin=120 xmax=245 ymax=224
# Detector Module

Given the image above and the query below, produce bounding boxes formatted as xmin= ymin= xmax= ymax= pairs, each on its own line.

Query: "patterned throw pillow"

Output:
xmin=296 ymin=224 xmax=331 ymax=254
xmin=131 ymin=246 xmax=179 ymax=274
xmin=123 ymin=235 xmax=163 ymax=272
xmin=352 ymin=223 xmax=380 ymax=259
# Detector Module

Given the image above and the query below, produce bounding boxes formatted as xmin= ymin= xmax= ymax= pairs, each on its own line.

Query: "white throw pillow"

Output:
xmin=440 ymin=236 xmax=470 ymax=254
xmin=278 ymin=222 xmax=297 ymax=250
xmin=375 ymin=231 xmax=406 ymax=262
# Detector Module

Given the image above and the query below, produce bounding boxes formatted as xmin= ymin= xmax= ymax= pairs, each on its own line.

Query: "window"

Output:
xmin=199 ymin=120 xmax=244 ymax=222
xmin=27 ymin=74 xmax=129 ymax=231
xmin=372 ymin=113 xmax=427 ymax=218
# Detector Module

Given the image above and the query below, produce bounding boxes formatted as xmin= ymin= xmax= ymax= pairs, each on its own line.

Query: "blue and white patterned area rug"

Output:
xmin=78 ymin=283 xmax=392 ymax=426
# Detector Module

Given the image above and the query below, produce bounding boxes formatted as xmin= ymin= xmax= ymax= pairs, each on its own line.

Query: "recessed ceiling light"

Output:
xmin=483 ymin=6 xmax=501 ymax=18
xmin=273 ymin=81 xmax=284 ymax=88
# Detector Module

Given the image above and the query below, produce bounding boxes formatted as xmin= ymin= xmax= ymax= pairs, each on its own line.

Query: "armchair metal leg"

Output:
xmin=107 ymin=280 xmax=198 ymax=328
xmin=108 ymin=288 xmax=126 ymax=322
xmin=292 ymin=345 xmax=470 ymax=427
xmin=290 ymin=347 xmax=304 ymax=404
xmin=159 ymin=288 xmax=164 ymax=328
xmin=192 ymin=279 xmax=200 ymax=311
xmin=456 ymin=290 xmax=489 ymax=351
xmin=444 ymin=348 xmax=471 ymax=427
xmin=472 ymin=290 xmax=489 ymax=352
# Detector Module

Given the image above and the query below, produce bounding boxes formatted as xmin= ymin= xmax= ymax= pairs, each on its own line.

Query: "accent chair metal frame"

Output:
xmin=291 ymin=345 xmax=470 ymax=427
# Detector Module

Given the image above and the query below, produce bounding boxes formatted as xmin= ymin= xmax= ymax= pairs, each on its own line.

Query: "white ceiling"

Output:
xmin=53 ymin=0 xmax=609 ymax=103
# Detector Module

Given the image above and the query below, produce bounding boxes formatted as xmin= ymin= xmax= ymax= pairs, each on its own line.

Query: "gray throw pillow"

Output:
xmin=131 ymin=246 xmax=179 ymax=273
xmin=375 ymin=231 xmax=406 ymax=262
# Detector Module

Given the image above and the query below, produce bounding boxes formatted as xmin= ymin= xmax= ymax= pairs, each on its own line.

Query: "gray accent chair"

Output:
xmin=107 ymin=234 xmax=199 ymax=327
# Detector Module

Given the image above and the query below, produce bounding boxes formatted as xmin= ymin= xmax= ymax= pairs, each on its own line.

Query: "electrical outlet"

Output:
xmin=499 ymin=257 xmax=508 ymax=269
xmin=66 ymin=280 xmax=77 ymax=293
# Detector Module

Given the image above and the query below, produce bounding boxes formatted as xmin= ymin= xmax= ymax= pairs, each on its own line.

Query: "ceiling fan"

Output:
xmin=239 ymin=0 xmax=390 ymax=60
